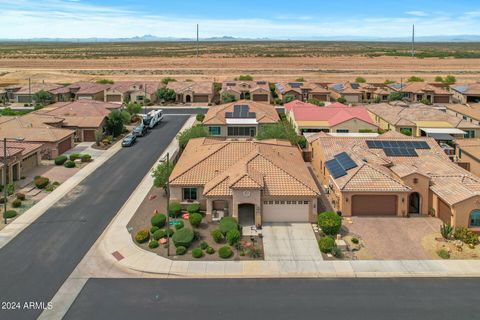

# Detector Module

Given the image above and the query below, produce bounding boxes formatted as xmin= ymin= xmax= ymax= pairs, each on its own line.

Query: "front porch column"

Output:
xmin=206 ymin=198 xmax=213 ymax=222
xmin=254 ymin=204 xmax=261 ymax=227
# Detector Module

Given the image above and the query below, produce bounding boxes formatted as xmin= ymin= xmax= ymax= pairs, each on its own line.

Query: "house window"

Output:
xmin=269 ymin=201 xmax=274 ymax=204
xmin=470 ymin=210 xmax=480 ymax=227
xmin=227 ymin=127 xmax=256 ymax=137
xmin=292 ymin=201 xmax=297 ymax=204
xmin=182 ymin=188 xmax=197 ymax=201
xmin=275 ymin=201 xmax=280 ymax=204
xmin=336 ymin=129 xmax=349 ymax=133
xmin=286 ymin=201 xmax=292 ymax=204
xmin=303 ymin=201 xmax=309 ymax=204
xmin=208 ymin=126 xmax=221 ymax=135
xmin=464 ymin=130 xmax=475 ymax=138
xmin=280 ymin=201 xmax=285 ymax=204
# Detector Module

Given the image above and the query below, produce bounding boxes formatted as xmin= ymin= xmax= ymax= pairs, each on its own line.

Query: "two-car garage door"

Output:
xmin=352 ymin=195 xmax=397 ymax=216
xmin=262 ymin=200 xmax=309 ymax=222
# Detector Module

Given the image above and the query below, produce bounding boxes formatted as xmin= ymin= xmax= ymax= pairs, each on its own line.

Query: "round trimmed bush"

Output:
xmin=186 ymin=203 xmax=200 ymax=213
xmin=218 ymin=246 xmax=233 ymax=259
xmin=34 ymin=176 xmax=49 ymax=189
xmin=135 ymin=229 xmax=150 ymax=243
xmin=64 ymin=160 xmax=76 ymax=168
xmin=16 ymin=193 xmax=26 ymax=201
xmin=176 ymin=246 xmax=187 ymax=255
xmin=219 ymin=216 xmax=238 ymax=235
xmin=211 ymin=229 xmax=223 ymax=243
xmin=226 ymin=229 xmax=241 ymax=246
xmin=165 ymin=228 xmax=175 ymax=237
xmin=12 ymin=199 xmax=22 ymax=208
xmin=81 ymin=154 xmax=92 ymax=162
xmin=172 ymin=228 xmax=194 ymax=248
xmin=150 ymin=226 xmax=160 ymax=234
xmin=318 ymin=236 xmax=336 ymax=253
xmin=317 ymin=212 xmax=342 ymax=236
xmin=148 ymin=240 xmax=159 ymax=249
xmin=69 ymin=153 xmax=81 ymax=161
xmin=206 ymin=247 xmax=215 ymax=255
xmin=175 ymin=220 xmax=184 ymax=230
xmin=168 ymin=202 xmax=182 ymax=217
xmin=3 ymin=210 xmax=17 ymax=219
xmin=54 ymin=155 xmax=68 ymax=165
xmin=153 ymin=229 xmax=166 ymax=240
xmin=192 ymin=248 xmax=203 ymax=259
xmin=151 ymin=213 xmax=167 ymax=228
xmin=200 ymin=241 xmax=208 ymax=250
xmin=189 ymin=212 xmax=203 ymax=228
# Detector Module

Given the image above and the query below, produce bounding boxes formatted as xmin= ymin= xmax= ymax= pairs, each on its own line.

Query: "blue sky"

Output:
xmin=0 ymin=0 xmax=479 ymax=39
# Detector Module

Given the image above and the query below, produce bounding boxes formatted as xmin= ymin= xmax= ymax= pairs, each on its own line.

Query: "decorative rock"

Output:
xmin=159 ymin=238 xmax=167 ymax=244
xmin=74 ymin=159 xmax=82 ymax=163
xmin=148 ymin=195 xmax=157 ymax=200
xmin=335 ymin=239 xmax=348 ymax=250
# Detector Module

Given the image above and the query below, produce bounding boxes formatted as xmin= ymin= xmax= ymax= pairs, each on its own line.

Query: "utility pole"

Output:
xmin=165 ymin=152 xmax=170 ymax=256
xmin=411 ymin=24 xmax=415 ymax=58
xmin=144 ymin=83 xmax=147 ymax=116
xmin=196 ymin=24 xmax=199 ymax=59
xmin=28 ymin=78 xmax=31 ymax=104
xmin=3 ymin=138 xmax=7 ymax=224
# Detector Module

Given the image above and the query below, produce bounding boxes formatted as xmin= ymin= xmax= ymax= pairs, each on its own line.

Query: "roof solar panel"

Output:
xmin=384 ymin=147 xmax=418 ymax=157
xmin=225 ymin=112 xmax=233 ymax=118
xmin=366 ymin=140 xmax=380 ymax=149
xmin=351 ymin=83 xmax=360 ymax=89
xmin=332 ymin=84 xmax=344 ymax=92
xmin=412 ymin=141 xmax=430 ymax=149
xmin=334 ymin=152 xmax=357 ymax=171
xmin=288 ymin=82 xmax=302 ymax=88
xmin=326 ymin=159 xmax=347 ymax=179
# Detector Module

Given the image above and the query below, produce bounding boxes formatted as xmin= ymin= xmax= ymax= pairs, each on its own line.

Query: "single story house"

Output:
xmin=275 ymin=82 xmax=330 ymax=102
xmin=202 ymin=101 xmax=279 ymax=137
xmin=328 ymin=82 xmax=363 ymax=104
xmin=359 ymin=83 xmax=395 ymax=102
xmin=285 ymin=100 xmax=378 ymax=134
xmin=444 ymin=104 xmax=480 ymax=126
xmin=454 ymin=139 xmax=480 ymax=176
xmin=104 ymin=81 xmax=160 ymax=104
xmin=309 ymin=132 xmax=480 ymax=230
xmin=390 ymin=82 xmax=452 ymax=104
xmin=169 ymin=138 xmax=320 ymax=226
xmin=9 ymin=83 xmax=63 ymax=104
xmin=167 ymin=81 xmax=214 ymax=104
xmin=450 ymin=83 xmax=480 ymax=104
xmin=0 ymin=141 xmax=42 ymax=183
xmin=221 ymin=81 xmax=271 ymax=103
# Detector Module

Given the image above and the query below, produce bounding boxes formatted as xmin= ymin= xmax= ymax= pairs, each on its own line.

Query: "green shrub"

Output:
xmin=196 ymin=113 xmax=205 ymax=122
xmin=81 ymin=154 xmax=92 ymax=162
xmin=0 ymin=197 xmax=6 ymax=204
xmin=153 ymin=229 xmax=166 ymax=240
xmin=12 ymin=199 xmax=21 ymax=208
xmin=176 ymin=246 xmax=187 ymax=255
xmin=192 ymin=248 xmax=203 ymax=259
xmin=200 ymin=241 xmax=208 ymax=250
xmin=218 ymin=246 xmax=233 ymax=259
xmin=45 ymin=185 xmax=55 ymax=192
xmin=54 ymin=155 xmax=68 ymax=165
xmin=351 ymin=237 xmax=359 ymax=244
xmin=34 ymin=176 xmax=49 ymax=189
xmin=168 ymin=202 xmax=182 ymax=217
xmin=246 ymin=246 xmax=262 ymax=259
xmin=437 ymin=249 xmax=450 ymax=259
xmin=165 ymin=228 xmax=175 ymax=237
xmin=219 ymin=216 xmax=238 ymax=235
xmin=440 ymin=224 xmax=453 ymax=240
xmin=175 ymin=220 xmax=184 ymax=230
xmin=151 ymin=213 xmax=167 ymax=228
xmin=135 ymin=229 xmax=150 ymax=243
xmin=189 ymin=212 xmax=203 ymax=228
xmin=150 ymin=226 xmax=160 ymax=234
xmin=172 ymin=228 xmax=195 ymax=248
xmin=148 ymin=240 xmax=159 ymax=249
xmin=64 ymin=160 xmax=76 ymax=168
xmin=6 ymin=184 xmax=14 ymax=195
xmin=187 ymin=203 xmax=200 ymax=213
xmin=3 ymin=210 xmax=17 ymax=219
xmin=16 ymin=193 xmax=26 ymax=201
xmin=206 ymin=247 xmax=215 ymax=254
xmin=226 ymin=229 xmax=241 ymax=246
xmin=331 ymin=247 xmax=343 ymax=258
xmin=454 ymin=227 xmax=479 ymax=246
xmin=211 ymin=229 xmax=224 ymax=243
xmin=317 ymin=212 xmax=342 ymax=236
xmin=318 ymin=236 xmax=336 ymax=253
xmin=69 ymin=153 xmax=81 ymax=161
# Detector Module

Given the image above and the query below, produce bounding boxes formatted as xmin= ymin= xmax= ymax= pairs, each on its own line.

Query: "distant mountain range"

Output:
xmin=2 ymin=34 xmax=480 ymax=42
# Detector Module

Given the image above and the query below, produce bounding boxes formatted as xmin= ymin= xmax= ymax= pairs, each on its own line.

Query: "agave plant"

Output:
xmin=440 ymin=223 xmax=453 ymax=240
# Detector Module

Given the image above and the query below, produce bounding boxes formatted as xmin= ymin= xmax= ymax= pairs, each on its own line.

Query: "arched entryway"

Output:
xmin=409 ymin=192 xmax=420 ymax=214
xmin=238 ymin=203 xmax=255 ymax=226
xmin=185 ymin=95 xmax=192 ymax=103
xmin=469 ymin=210 xmax=480 ymax=227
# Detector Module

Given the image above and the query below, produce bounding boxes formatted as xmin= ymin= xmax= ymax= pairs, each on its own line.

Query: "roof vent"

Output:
xmin=362 ymin=158 xmax=368 ymax=163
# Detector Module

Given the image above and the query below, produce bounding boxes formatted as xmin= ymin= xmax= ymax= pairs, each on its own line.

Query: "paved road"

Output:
xmin=64 ymin=278 xmax=479 ymax=320
xmin=0 ymin=115 xmax=189 ymax=320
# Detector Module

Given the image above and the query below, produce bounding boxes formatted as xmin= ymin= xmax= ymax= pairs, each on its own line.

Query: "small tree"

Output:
xmin=407 ymin=76 xmax=424 ymax=82
xmin=196 ymin=113 xmax=205 ymax=122
xmin=355 ymin=77 xmax=366 ymax=83
xmin=236 ymin=75 xmax=253 ymax=81
xmin=384 ymin=79 xmax=395 ymax=85
xmin=400 ymin=128 xmax=412 ymax=136
xmin=221 ymin=92 xmax=237 ymax=103
xmin=96 ymin=79 xmax=114 ymax=84
xmin=295 ymin=77 xmax=305 ymax=82
xmin=94 ymin=129 xmax=103 ymax=146
xmin=283 ymin=94 xmax=296 ymax=103
xmin=336 ymin=97 xmax=347 ymax=104
xmin=306 ymin=98 xmax=324 ymax=106
xmin=420 ymin=98 xmax=432 ymax=105
xmin=435 ymin=76 xmax=444 ymax=83
xmin=161 ymin=77 xmax=177 ymax=85
xmin=32 ymin=90 xmax=52 ymax=105
xmin=152 ymin=161 xmax=174 ymax=192
xmin=443 ymin=75 xmax=456 ymax=85
xmin=126 ymin=102 xmax=142 ymax=116
xmin=387 ymin=92 xmax=403 ymax=102
xmin=177 ymin=125 xmax=209 ymax=149
xmin=156 ymin=88 xmax=176 ymax=103
xmin=106 ymin=109 xmax=130 ymax=137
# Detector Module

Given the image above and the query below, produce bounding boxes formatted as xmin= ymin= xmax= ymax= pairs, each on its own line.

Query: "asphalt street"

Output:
xmin=0 ymin=115 xmax=189 ymax=320
xmin=64 ymin=277 xmax=480 ymax=320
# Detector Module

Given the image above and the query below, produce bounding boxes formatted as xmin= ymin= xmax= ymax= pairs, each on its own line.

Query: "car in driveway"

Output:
xmin=132 ymin=124 xmax=147 ymax=137
xmin=122 ymin=134 xmax=137 ymax=147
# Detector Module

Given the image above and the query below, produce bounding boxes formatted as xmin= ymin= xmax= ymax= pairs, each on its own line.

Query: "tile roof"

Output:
xmin=291 ymin=104 xmax=376 ymax=127
xmin=0 ymin=141 xmax=42 ymax=158
xmin=15 ymin=83 xmax=64 ymax=95
xmin=450 ymin=83 xmax=480 ymax=95
xmin=107 ymin=81 xmax=160 ymax=95
xmin=455 ymin=138 xmax=480 ymax=160
xmin=66 ymin=82 xmax=111 ymax=95
xmin=311 ymin=133 xmax=480 ymax=205
xmin=170 ymin=138 xmax=319 ymax=198
xmin=167 ymin=81 xmax=213 ymax=95
xmin=401 ymin=82 xmax=452 ymax=95
xmin=445 ymin=104 xmax=480 ymax=121
xmin=203 ymin=100 xmax=279 ymax=125
xmin=328 ymin=81 xmax=363 ymax=95
xmin=275 ymin=82 xmax=330 ymax=95
xmin=221 ymin=80 xmax=269 ymax=93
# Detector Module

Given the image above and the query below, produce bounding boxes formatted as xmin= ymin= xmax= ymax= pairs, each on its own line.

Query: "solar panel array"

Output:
xmin=332 ymin=84 xmax=344 ymax=92
xmin=366 ymin=140 xmax=430 ymax=157
xmin=256 ymin=81 xmax=267 ymax=85
xmin=383 ymin=148 xmax=418 ymax=157
xmin=351 ymin=83 xmax=360 ymax=89
xmin=325 ymin=152 xmax=358 ymax=179
xmin=451 ymin=85 xmax=468 ymax=93
xmin=288 ymin=82 xmax=303 ymax=88
xmin=275 ymin=83 xmax=285 ymax=94
xmin=225 ymin=105 xmax=256 ymax=119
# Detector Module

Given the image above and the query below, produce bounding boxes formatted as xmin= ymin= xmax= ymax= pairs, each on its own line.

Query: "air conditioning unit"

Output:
xmin=323 ymin=185 xmax=330 ymax=194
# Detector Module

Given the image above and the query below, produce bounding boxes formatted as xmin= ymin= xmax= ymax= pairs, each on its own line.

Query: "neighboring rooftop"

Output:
xmin=221 ymin=80 xmax=269 ymax=93
xmin=203 ymin=101 xmax=279 ymax=125
xmin=455 ymin=138 xmax=480 ymax=160
xmin=450 ymin=83 xmax=480 ymax=95
xmin=444 ymin=104 xmax=480 ymax=121
xmin=398 ymin=82 xmax=452 ymax=95
xmin=275 ymin=82 xmax=329 ymax=95
xmin=167 ymin=81 xmax=213 ymax=95
xmin=328 ymin=81 xmax=362 ymax=94
xmin=107 ymin=81 xmax=160 ymax=95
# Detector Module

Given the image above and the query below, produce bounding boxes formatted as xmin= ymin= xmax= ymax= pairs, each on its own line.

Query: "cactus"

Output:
xmin=440 ymin=223 xmax=453 ymax=240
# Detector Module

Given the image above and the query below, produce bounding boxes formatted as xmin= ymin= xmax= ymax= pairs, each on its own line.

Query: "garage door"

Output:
xmin=57 ymin=137 xmax=72 ymax=155
xmin=352 ymin=195 xmax=397 ymax=216
xmin=17 ymin=95 xmax=31 ymax=103
xmin=438 ymin=199 xmax=452 ymax=224
xmin=21 ymin=152 xmax=38 ymax=173
xmin=106 ymin=94 xmax=122 ymax=102
xmin=312 ymin=94 xmax=328 ymax=101
xmin=193 ymin=95 xmax=209 ymax=103
xmin=262 ymin=200 xmax=309 ymax=222
xmin=252 ymin=94 xmax=269 ymax=102
xmin=83 ymin=130 xmax=95 ymax=142
xmin=433 ymin=95 xmax=450 ymax=103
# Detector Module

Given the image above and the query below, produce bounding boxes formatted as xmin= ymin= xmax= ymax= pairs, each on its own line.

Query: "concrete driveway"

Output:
xmin=262 ymin=223 xmax=323 ymax=261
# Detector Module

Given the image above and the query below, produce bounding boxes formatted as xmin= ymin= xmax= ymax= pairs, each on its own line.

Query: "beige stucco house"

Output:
xmin=167 ymin=81 xmax=214 ymax=104
xmin=221 ymin=81 xmax=271 ymax=103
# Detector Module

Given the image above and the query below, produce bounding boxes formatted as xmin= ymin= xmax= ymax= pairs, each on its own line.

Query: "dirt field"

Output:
xmin=1 ymin=42 xmax=480 ymax=85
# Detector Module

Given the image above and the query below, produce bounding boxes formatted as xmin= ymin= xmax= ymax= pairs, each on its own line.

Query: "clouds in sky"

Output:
xmin=0 ymin=0 xmax=479 ymax=39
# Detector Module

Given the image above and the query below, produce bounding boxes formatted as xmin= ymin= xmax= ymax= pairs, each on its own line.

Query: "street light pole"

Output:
xmin=3 ymin=138 xmax=7 ymax=224
xmin=165 ymin=152 xmax=170 ymax=256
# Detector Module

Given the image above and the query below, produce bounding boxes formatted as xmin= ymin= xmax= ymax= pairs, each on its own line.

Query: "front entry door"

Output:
xmin=238 ymin=203 xmax=255 ymax=226
xmin=409 ymin=192 xmax=420 ymax=214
